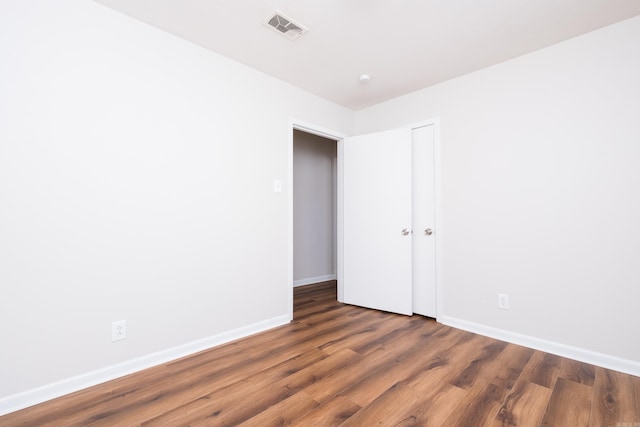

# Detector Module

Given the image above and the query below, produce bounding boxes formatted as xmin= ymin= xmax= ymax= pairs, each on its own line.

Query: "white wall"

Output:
xmin=0 ymin=0 xmax=353 ymax=412
xmin=293 ymin=131 xmax=337 ymax=286
xmin=355 ymin=16 xmax=640 ymax=373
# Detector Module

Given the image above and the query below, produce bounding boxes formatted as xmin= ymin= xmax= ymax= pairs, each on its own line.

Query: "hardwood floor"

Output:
xmin=2 ymin=281 xmax=639 ymax=426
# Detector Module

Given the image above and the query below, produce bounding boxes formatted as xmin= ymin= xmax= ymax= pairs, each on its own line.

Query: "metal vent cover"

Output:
xmin=264 ymin=11 xmax=308 ymax=40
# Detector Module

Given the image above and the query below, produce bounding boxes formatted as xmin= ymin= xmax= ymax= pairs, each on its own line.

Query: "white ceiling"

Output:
xmin=93 ymin=0 xmax=640 ymax=110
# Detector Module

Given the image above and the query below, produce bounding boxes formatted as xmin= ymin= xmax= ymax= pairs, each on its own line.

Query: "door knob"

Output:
xmin=424 ymin=228 xmax=433 ymax=236
xmin=401 ymin=228 xmax=411 ymax=236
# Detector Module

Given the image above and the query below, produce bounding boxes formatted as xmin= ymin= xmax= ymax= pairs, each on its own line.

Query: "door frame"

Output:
xmin=288 ymin=119 xmax=346 ymax=321
xmin=287 ymin=117 xmax=443 ymax=321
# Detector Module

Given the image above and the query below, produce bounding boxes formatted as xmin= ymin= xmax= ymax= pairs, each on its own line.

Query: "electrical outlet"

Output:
xmin=497 ymin=293 xmax=510 ymax=310
xmin=112 ymin=320 xmax=127 ymax=342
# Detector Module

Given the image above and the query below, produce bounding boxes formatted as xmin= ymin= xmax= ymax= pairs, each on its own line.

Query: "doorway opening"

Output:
xmin=288 ymin=121 xmax=346 ymax=320
xmin=292 ymin=129 xmax=338 ymax=314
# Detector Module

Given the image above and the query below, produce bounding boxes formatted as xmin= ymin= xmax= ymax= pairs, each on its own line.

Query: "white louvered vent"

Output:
xmin=264 ymin=11 xmax=308 ymax=40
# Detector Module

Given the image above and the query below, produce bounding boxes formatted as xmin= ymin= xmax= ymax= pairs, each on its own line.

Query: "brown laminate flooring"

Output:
xmin=2 ymin=281 xmax=639 ymax=426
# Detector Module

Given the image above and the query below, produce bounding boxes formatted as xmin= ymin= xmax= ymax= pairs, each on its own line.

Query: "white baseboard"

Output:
xmin=0 ymin=315 xmax=290 ymax=416
xmin=293 ymin=274 xmax=336 ymax=287
xmin=439 ymin=315 xmax=640 ymax=378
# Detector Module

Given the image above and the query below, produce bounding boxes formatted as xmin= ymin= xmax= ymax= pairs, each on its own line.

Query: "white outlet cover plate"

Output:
xmin=112 ymin=320 xmax=127 ymax=342
xmin=497 ymin=293 xmax=510 ymax=310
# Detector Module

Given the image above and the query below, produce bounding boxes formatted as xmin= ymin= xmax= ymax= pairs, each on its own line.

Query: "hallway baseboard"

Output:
xmin=293 ymin=274 xmax=336 ymax=287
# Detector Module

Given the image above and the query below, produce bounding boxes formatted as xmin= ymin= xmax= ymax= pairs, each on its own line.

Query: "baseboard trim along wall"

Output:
xmin=0 ymin=315 xmax=290 ymax=416
xmin=440 ymin=315 xmax=640 ymax=378
xmin=293 ymin=274 xmax=336 ymax=287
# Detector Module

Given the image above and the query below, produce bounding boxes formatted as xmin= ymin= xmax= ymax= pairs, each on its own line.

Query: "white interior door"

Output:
xmin=342 ymin=129 xmax=413 ymax=315
xmin=412 ymin=125 xmax=437 ymax=317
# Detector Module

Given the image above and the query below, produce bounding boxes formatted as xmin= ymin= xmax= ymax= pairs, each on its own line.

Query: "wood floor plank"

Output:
xmin=289 ymin=394 xmax=361 ymax=427
xmin=441 ymin=344 xmax=534 ymax=426
xmin=518 ymin=351 xmax=563 ymax=389
xmin=443 ymin=381 xmax=510 ymax=427
xmin=491 ymin=380 xmax=552 ymax=427
xmin=273 ymin=348 xmax=363 ymax=397
xmin=85 ymin=340 xmax=328 ymax=425
xmin=341 ymin=330 xmax=476 ymax=425
xmin=540 ymin=377 xmax=593 ymax=427
xmin=304 ymin=348 xmax=410 ymax=403
xmin=142 ymin=349 xmax=329 ymax=426
xmin=341 ymin=323 xmax=485 ymax=408
xmin=318 ymin=311 xmax=421 ymax=355
xmin=589 ymin=367 xmax=640 ymax=427
xmin=236 ymin=392 xmax=319 ymax=427
xmin=350 ymin=316 xmax=442 ymax=356
xmin=339 ymin=381 xmax=422 ymax=426
xmin=404 ymin=332 xmax=487 ymax=395
xmin=376 ymin=334 xmax=490 ymax=425
xmin=393 ymin=383 xmax=467 ymax=427
xmin=448 ymin=338 xmax=509 ymax=390
xmin=304 ymin=315 xmax=455 ymax=408
xmin=181 ymin=349 xmax=360 ymax=427
xmin=349 ymin=332 xmax=464 ymax=403
xmin=294 ymin=298 xmax=358 ymax=323
xmin=558 ymin=357 xmax=596 ymax=387
xmin=140 ymin=343 xmax=358 ymax=426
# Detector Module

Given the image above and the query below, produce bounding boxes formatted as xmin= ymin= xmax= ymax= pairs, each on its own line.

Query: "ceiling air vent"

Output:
xmin=264 ymin=11 xmax=308 ymax=40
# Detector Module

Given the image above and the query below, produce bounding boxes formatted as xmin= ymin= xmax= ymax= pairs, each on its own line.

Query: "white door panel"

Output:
xmin=412 ymin=125 xmax=437 ymax=317
xmin=343 ymin=129 xmax=413 ymax=315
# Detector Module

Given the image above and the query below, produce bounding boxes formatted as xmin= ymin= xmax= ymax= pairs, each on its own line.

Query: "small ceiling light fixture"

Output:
xmin=360 ymin=74 xmax=371 ymax=83
xmin=264 ymin=10 xmax=308 ymax=40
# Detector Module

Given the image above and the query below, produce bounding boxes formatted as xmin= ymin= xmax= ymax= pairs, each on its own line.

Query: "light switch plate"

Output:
xmin=273 ymin=179 xmax=282 ymax=193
